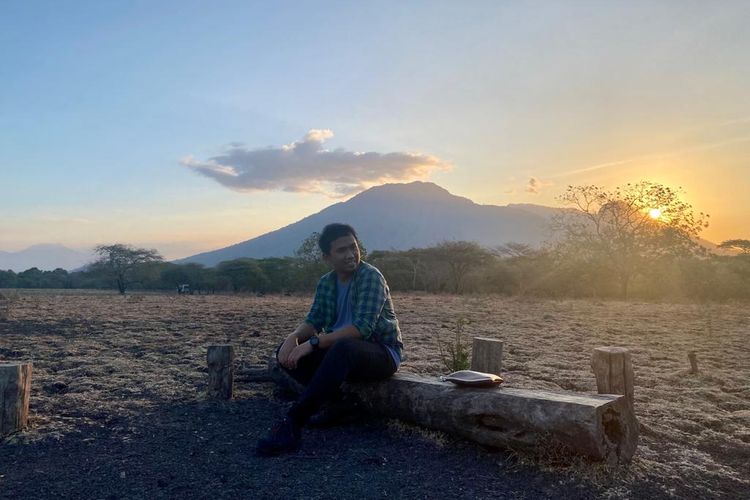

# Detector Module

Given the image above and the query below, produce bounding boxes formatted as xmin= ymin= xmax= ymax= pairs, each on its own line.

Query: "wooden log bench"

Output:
xmin=228 ymin=338 xmax=639 ymax=464
xmin=266 ymin=355 xmax=639 ymax=465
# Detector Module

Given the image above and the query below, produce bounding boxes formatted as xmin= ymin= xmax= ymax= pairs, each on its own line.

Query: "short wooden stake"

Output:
xmin=591 ymin=347 xmax=634 ymax=404
xmin=470 ymin=337 xmax=503 ymax=375
xmin=207 ymin=345 xmax=234 ymax=399
xmin=688 ymin=351 xmax=699 ymax=374
xmin=0 ymin=362 xmax=33 ymax=436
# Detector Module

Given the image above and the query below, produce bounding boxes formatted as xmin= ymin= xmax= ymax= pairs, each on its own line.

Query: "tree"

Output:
xmin=369 ymin=249 xmax=427 ymax=291
xmin=92 ymin=244 xmax=163 ymax=294
xmin=719 ymin=239 xmax=750 ymax=254
xmin=293 ymin=233 xmax=328 ymax=290
xmin=552 ymin=181 xmax=709 ymax=299
xmin=216 ymin=259 xmax=268 ymax=292
xmin=0 ymin=270 xmax=17 ymax=288
xmin=295 ymin=232 xmax=323 ymax=264
xmin=257 ymin=258 xmax=297 ymax=293
xmin=427 ymin=241 xmax=495 ymax=293
xmin=162 ymin=263 xmax=202 ymax=288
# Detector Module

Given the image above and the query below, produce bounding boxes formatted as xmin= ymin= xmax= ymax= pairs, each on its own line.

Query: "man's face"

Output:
xmin=324 ymin=234 xmax=361 ymax=276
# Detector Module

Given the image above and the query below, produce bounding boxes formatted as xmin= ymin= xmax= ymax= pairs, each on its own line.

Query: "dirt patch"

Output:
xmin=0 ymin=290 xmax=747 ymax=499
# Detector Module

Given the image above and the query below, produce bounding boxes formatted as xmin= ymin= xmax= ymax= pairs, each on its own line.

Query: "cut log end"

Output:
xmin=599 ymin=397 xmax=640 ymax=465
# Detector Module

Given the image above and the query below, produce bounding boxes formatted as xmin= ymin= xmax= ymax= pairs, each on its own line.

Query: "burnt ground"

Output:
xmin=0 ymin=291 xmax=748 ymax=499
xmin=2 ymin=392 xmax=605 ymax=500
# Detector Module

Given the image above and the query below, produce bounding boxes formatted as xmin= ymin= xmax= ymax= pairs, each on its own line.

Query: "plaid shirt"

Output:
xmin=305 ymin=261 xmax=403 ymax=358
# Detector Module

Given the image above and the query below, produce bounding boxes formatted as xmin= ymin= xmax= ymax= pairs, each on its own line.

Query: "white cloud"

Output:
xmin=182 ymin=129 xmax=450 ymax=197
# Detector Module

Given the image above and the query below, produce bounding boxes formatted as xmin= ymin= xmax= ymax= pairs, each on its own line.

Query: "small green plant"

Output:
xmin=437 ymin=316 xmax=471 ymax=372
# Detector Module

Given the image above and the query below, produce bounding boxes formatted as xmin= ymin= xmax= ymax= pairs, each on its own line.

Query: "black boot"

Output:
xmin=256 ymin=417 xmax=302 ymax=456
xmin=308 ymin=399 xmax=363 ymax=428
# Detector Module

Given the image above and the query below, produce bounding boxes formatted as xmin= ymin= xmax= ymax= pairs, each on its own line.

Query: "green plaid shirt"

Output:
xmin=305 ymin=261 xmax=403 ymax=358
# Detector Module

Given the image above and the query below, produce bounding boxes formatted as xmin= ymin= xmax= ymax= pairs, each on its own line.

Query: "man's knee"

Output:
xmin=327 ymin=337 xmax=361 ymax=359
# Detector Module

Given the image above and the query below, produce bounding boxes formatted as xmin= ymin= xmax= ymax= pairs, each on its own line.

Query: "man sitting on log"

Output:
xmin=257 ymin=223 xmax=404 ymax=456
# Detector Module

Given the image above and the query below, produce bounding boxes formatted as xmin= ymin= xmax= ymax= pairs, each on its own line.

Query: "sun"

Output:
xmin=648 ymin=208 xmax=662 ymax=220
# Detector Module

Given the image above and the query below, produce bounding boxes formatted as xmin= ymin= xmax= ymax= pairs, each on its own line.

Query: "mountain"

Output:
xmin=0 ymin=244 xmax=94 ymax=272
xmin=178 ymin=182 xmax=558 ymax=266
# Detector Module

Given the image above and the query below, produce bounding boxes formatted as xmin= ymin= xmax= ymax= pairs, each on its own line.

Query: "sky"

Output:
xmin=1 ymin=1 xmax=748 ymax=259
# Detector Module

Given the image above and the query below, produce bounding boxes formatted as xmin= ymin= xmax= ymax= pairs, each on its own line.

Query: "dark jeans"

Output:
xmin=280 ymin=337 xmax=397 ymax=426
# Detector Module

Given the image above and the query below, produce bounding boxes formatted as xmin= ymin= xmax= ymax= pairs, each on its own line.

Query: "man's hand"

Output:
xmin=278 ymin=335 xmax=299 ymax=369
xmin=286 ymin=341 xmax=313 ymax=370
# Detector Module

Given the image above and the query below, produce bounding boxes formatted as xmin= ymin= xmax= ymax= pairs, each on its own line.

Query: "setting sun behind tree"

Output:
xmin=648 ymin=208 xmax=663 ymax=220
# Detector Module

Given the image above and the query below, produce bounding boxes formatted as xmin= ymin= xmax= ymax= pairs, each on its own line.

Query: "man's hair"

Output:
xmin=318 ymin=223 xmax=358 ymax=255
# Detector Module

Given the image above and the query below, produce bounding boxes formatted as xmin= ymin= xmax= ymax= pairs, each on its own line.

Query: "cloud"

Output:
xmin=554 ymin=135 xmax=750 ymax=179
xmin=182 ymin=129 xmax=450 ymax=197
xmin=525 ymin=177 xmax=552 ymax=194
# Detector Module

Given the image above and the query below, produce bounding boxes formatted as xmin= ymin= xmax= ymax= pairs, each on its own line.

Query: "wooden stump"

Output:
xmin=207 ymin=345 xmax=234 ymax=399
xmin=591 ymin=347 xmax=634 ymax=403
xmin=470 ymin=337 xmax=503 ymax=375
xmin=0 ymin=362 xmax=32 ymax=437
xmin=688 ymin=351 xmax=699 ymax=374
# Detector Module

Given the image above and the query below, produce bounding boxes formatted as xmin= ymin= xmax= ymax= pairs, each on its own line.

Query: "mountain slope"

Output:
xmin=179 ymin=182 xmax=556 ymax=266
xmin=0 ymin=244 xmax=94 ymax=272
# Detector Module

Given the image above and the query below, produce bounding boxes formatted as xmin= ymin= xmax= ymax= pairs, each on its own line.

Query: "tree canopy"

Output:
xmin=552 ymin=181 xmax=709 ymax=298
xmin=719 ymin=239 xmax=750 ymax=254
xmin=92 ymin=244 xmax=163 ymax=294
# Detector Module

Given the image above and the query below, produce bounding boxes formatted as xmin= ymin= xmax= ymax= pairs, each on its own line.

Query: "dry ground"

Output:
xmin=0 ymin=290 xmax=748 ymax=499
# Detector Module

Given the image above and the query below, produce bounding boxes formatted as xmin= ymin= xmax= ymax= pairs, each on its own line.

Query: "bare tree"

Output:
xmin=429 ymin=241 xmax=495 ymax=293
xmin=92 ymin=244 xmax=163 ymax=294
xmin=552 ymin=181 xmax=709 ymax=299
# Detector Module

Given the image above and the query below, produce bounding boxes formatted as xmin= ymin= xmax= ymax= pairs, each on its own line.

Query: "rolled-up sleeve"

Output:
xmin=304 ymin=278 xmax=327 ymax=332
xmin=352 ymin=270 xmax=387 ymax=339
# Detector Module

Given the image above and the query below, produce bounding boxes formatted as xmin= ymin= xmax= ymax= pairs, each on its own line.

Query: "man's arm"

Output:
xmin=281 ymin=274 xmax=329 ymax=368
xmin=317 ymin=324 xmax=361 ymax=347
xmin=278 ymin=321 xmax=317 ymax=368
xmin=292 ymin=321 xmax=317 ymax=341
xmin=285 ymin=325 xmax=362 ymax=369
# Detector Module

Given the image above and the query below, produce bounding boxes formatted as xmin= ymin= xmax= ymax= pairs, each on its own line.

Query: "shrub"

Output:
xmin=437 ymin=316 xmax=471 ymax=372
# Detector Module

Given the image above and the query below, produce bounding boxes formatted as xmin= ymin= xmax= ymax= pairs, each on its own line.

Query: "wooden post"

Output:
xmin=207 ymin=345 xmax=234 ymax=399
xmin=591 ymin=347 xmax=634 ymax=404
xmin=688 ymin=351 xmax=699 ymax=374
xmin=471 ymin=337 xmax=503 ymax=375
xmin=0 ymin=362 xmax=32 ymax=436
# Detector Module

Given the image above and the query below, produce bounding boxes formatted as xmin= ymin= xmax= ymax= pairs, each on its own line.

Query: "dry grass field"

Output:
xmin=0 ymin=290 xmax=748 ymax=499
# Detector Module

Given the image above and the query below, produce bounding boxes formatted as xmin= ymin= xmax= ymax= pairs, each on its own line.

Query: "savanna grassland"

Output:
xmin=0 ymin=290 xmax=748 ymax=499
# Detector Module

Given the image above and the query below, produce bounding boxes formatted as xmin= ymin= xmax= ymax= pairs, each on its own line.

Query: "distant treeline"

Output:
xmin=1 ymin=242 xmax=748 ymax=301
xmin=2 ymin=182 xmax=748 ymax=302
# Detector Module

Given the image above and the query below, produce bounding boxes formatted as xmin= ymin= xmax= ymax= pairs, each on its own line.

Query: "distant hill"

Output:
xmin=178 ymin=182 xmax=559 ymax=267
xmin=0 ymin=244 xmax=94 ymax=272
